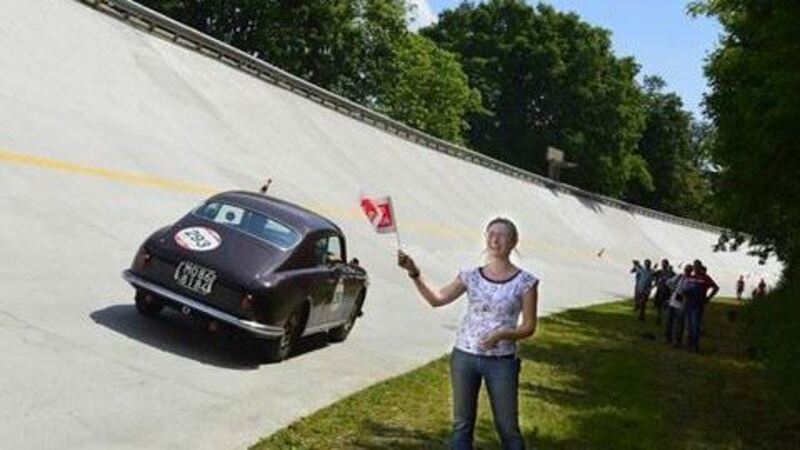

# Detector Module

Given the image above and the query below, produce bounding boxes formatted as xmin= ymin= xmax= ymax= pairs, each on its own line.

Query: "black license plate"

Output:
xmin=174 ymin=261 xmax=217 ymax=295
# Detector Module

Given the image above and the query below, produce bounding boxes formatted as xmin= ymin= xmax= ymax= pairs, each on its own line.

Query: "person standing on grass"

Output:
xmin=397 ymin=217 xmax=538 ymax=450
xmin=757 ymin=278 xmax=767 ymax=297
xmin=652 ymin=259 xmax=675 ymax=324
xmin=693 ymin=262 xmax=719 ymax=333
xmin=630 ymin=259 xmax=642 ymax=303
xmin=682 ymin=262 xmax=719 ymax=353
xmin=665 ymin=264 xmax=692 ymax=346
xmin=736 ymin=275 xmax=745 ymax=301
xmin=631 ymin=259 xmax=655 ymax=321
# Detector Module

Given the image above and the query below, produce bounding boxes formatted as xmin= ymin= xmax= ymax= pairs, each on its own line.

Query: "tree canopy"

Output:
xmin=692 ymin=0 xmax=800 ymax=269
xmin=140 ymin=0 xmax=718 ymax=223
xmin=422 ymin=0 xmax=650 ymax=197
xmin=626 ymin=76 xmax=713 ymax=220
xmin=140 ymin=0 xmax=480 ymax=143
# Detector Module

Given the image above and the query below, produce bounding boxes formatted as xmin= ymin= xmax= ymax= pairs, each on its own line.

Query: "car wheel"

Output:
xmin=135 ymin=290 xmax=163 ymax=318
xmin=329 ymin=291 xmax=365 ymax=343
xmin=260 ymin=304 xmax=306 ymax=363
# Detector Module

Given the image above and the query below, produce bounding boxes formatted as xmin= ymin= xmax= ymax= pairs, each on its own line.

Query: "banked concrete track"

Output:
xmin=0 ymin=1 xmax=781 ymax=449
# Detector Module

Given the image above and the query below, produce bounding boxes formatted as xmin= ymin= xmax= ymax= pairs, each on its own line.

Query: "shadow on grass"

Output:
xmin=513 ymin=301 xmax=800 ymax=449
xmin=348 ymin=420 xmax=450 ymax=449
xmin=350 ymin=420 xmax=575 ymax=450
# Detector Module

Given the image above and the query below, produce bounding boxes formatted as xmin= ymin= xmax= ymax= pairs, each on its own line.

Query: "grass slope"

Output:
xmin=253 ymin=299 xmax=800 ymax=449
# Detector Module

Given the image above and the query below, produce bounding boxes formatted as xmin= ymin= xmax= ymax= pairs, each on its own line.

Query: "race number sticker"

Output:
xmin=174 ymin=227 xmax=221 ymax=252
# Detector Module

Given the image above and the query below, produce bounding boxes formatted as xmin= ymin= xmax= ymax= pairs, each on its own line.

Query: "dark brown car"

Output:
xmin=122 ymin=191 xmax=368 ymax=362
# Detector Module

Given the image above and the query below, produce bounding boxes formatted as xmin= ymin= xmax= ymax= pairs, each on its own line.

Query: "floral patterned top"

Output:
xmin=455 ymin=267 xmax=539 ymax=356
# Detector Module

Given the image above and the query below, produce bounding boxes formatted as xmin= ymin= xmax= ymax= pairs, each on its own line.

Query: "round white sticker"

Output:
xmin=174 ymin=227 xmax=221 ymax=252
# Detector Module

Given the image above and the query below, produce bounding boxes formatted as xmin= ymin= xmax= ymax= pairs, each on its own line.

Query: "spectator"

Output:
xmin=398 ymin=218 xmax=537 ymax=450
xmin=631 ymin=259 xmax=655 ymax=321
xmin=756 ymin=278 xmax=768 ymax=297
xmin=652 ymin=259 xmax=675 ymax=324
xmin=665 ymin=264 xmax=692 ymax=346
xmin=694 ymin=263 xmax=719 ymax=327
xmin=683 ymin=262 xmax=719 ymax=353
xmin=736 ymin=275 xmax=745 ymax=301
xmin=630 ymin=260 xmax=641 ymax=306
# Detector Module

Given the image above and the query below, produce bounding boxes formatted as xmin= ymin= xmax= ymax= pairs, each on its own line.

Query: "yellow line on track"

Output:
xmin=0 ymin=148 xmax=217 ymax=195
xmin=0 ymin=147 xmax=603 ymax=262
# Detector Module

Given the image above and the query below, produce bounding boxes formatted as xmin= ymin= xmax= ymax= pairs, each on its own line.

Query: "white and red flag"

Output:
xmin=360 ymin=195 xmax=397 ymax=234
xmin=360 ymin=194 xmax=404 ymax=250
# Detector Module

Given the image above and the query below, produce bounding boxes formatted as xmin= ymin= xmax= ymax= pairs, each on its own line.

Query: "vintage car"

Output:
xmin=122 ymin=191 xmax=368 ymax=362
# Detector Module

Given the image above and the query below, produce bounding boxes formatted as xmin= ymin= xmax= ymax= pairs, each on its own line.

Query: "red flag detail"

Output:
xmin=360 ymin=195 xmax=396 ymax=234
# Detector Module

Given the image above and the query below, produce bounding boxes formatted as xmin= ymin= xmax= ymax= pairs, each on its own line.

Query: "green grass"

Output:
xmin=252 ymin=299 xmax=800 ymax=449
xmin=744 ymin=280 xmax=800 ymax=416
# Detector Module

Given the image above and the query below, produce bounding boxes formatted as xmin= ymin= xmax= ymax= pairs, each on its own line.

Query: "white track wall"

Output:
xmin=0 ymin=1 xmax=781 ymax=449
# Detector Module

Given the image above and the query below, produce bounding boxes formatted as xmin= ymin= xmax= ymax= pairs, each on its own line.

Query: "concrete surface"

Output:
xmin=0 ymin=1 xmax=781 ymax=449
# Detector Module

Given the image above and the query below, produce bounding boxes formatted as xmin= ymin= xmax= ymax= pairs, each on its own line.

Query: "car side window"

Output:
xmin=312 ymin=236 xmax=343 ymax=266
xmin=326 ymin=236 xmax=343 ymax=264
xmin=313 ymin=238 xmax=329 ymax=266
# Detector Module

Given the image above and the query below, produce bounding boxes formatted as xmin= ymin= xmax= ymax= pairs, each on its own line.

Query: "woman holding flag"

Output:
xmin=397 ymin=217 xmax=539 ymax=450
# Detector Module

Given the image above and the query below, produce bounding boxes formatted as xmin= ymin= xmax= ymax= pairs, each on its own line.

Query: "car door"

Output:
xmin=336 ymin=236 xmax=364 ymax=322
xmin=285 ymin=236 xmax=333 ymax=329
xmin=322 ymin=235 xmax=350 ymax=323
xmin=327 ymin=235 xmax=358 ymax=322
xmin=309 ymin=235 xmax=342 ymax=325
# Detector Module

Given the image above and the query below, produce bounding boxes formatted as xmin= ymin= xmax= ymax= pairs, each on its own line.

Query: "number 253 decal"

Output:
xmin=174 ymin=227 xmax=222 ymax=252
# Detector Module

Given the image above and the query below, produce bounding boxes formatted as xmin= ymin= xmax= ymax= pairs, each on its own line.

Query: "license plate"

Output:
xmin=174 ymin=261 xmax=217 ymax=295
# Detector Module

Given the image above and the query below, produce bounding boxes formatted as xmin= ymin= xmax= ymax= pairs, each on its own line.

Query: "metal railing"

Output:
xmin=78 ymin=0 xmax=726 ymax=234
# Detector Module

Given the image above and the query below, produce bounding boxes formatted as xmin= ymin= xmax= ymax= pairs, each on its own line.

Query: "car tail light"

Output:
xmin=241 ymin=294 xmax=253 ymax=311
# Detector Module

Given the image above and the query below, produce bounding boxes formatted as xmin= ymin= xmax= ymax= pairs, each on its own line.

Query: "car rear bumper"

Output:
xmin=122 ymin=270 xmax=284 ymax=338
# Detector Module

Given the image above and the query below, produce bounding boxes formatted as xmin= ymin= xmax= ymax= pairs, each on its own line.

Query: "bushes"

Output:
xmin=744 ymin=272 xmax=800 ymax=410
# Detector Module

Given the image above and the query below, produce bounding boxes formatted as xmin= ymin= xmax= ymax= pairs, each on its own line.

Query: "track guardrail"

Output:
xmin=78 ymin=0 xmax=726 ymax=234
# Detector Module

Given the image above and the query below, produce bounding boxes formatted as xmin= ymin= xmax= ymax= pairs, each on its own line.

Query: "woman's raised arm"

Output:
xmin=398 ymin=250 xmax=466 ymax=307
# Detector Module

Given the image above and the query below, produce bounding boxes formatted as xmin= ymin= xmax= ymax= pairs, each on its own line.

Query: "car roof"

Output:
xmin=207 ymin=191 xmax=342 ymax=237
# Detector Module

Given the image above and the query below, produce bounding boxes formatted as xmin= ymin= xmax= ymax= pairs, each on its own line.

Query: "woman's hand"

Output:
xmin=479 ymin=332 xmax=502 ymax=350
xmin=397 ymin=250 xmax=420 ymax=277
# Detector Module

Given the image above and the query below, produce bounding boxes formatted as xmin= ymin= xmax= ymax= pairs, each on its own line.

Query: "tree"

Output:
xmin=378 ymin=34 xmax=482 ymax=144
xmin=422 ymin=0 xmax=649 ymax=197
xmin=140 ymin=0 xmax=480 ymax=142
xmin=691 ymin=0 xmax=800 ymax=269
xmin=140 ymin=0 xmax=405 ymax=103
xmin=627 ymin=76 xmax=713 ymax=220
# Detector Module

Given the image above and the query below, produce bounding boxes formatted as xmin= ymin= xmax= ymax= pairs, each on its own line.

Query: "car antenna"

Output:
xmin=259 ymin=178 xmax=272 ymax=195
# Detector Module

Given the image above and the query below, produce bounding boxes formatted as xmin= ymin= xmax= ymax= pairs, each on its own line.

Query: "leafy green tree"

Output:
xmin=422 ymin=0 xmax=649 ymax=197
xmin=691 ymin=0 xmax=800 ymax=268
xmin=140 ymin=0 xmax=480 ymax=142
xmin=378 ymin=34 xmax=482 ymax=144
xmin=627 ymin=76 xmax=713 ymax=220
xmin=140 ymin=0 xmax=406 ymax=103
xmin=692 ymin=0 xmax=800 ymax=417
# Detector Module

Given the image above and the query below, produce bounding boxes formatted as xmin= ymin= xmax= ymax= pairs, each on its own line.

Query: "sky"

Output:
xmin=407 ymin=0 xmax=723 ymax=119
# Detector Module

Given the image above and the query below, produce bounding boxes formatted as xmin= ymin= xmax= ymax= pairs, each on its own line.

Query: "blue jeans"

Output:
xmin=450 ymin=348 xmax=525 ymax=450
xmin=665 ymin=305 xmax=685 ymax=345
xmin=685 ymin=302 xmax=703 ymax=351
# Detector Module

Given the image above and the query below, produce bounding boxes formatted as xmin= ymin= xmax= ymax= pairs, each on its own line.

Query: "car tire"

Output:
xmin=135 ymin=290 xmax=164 ymax=318
xmin=260 ymin=304 xmax=306 ymax=363
xmin=329 ymin=291 xmax=365 ymax=343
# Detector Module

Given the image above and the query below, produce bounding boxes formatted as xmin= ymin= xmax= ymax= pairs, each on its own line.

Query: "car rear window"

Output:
xmin=193 ymin=201 xmax=300 ymax=250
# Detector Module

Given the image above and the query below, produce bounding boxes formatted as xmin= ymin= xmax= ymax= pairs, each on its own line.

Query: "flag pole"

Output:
xmin=392 ymin=201 xmax=403 ymax=251
xmin=395 ymin=226 xmax=403 ymax=251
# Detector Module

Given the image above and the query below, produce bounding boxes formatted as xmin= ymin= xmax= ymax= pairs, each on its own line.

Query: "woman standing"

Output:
xmin=397 ymin=218 xmax=539 ymax=450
